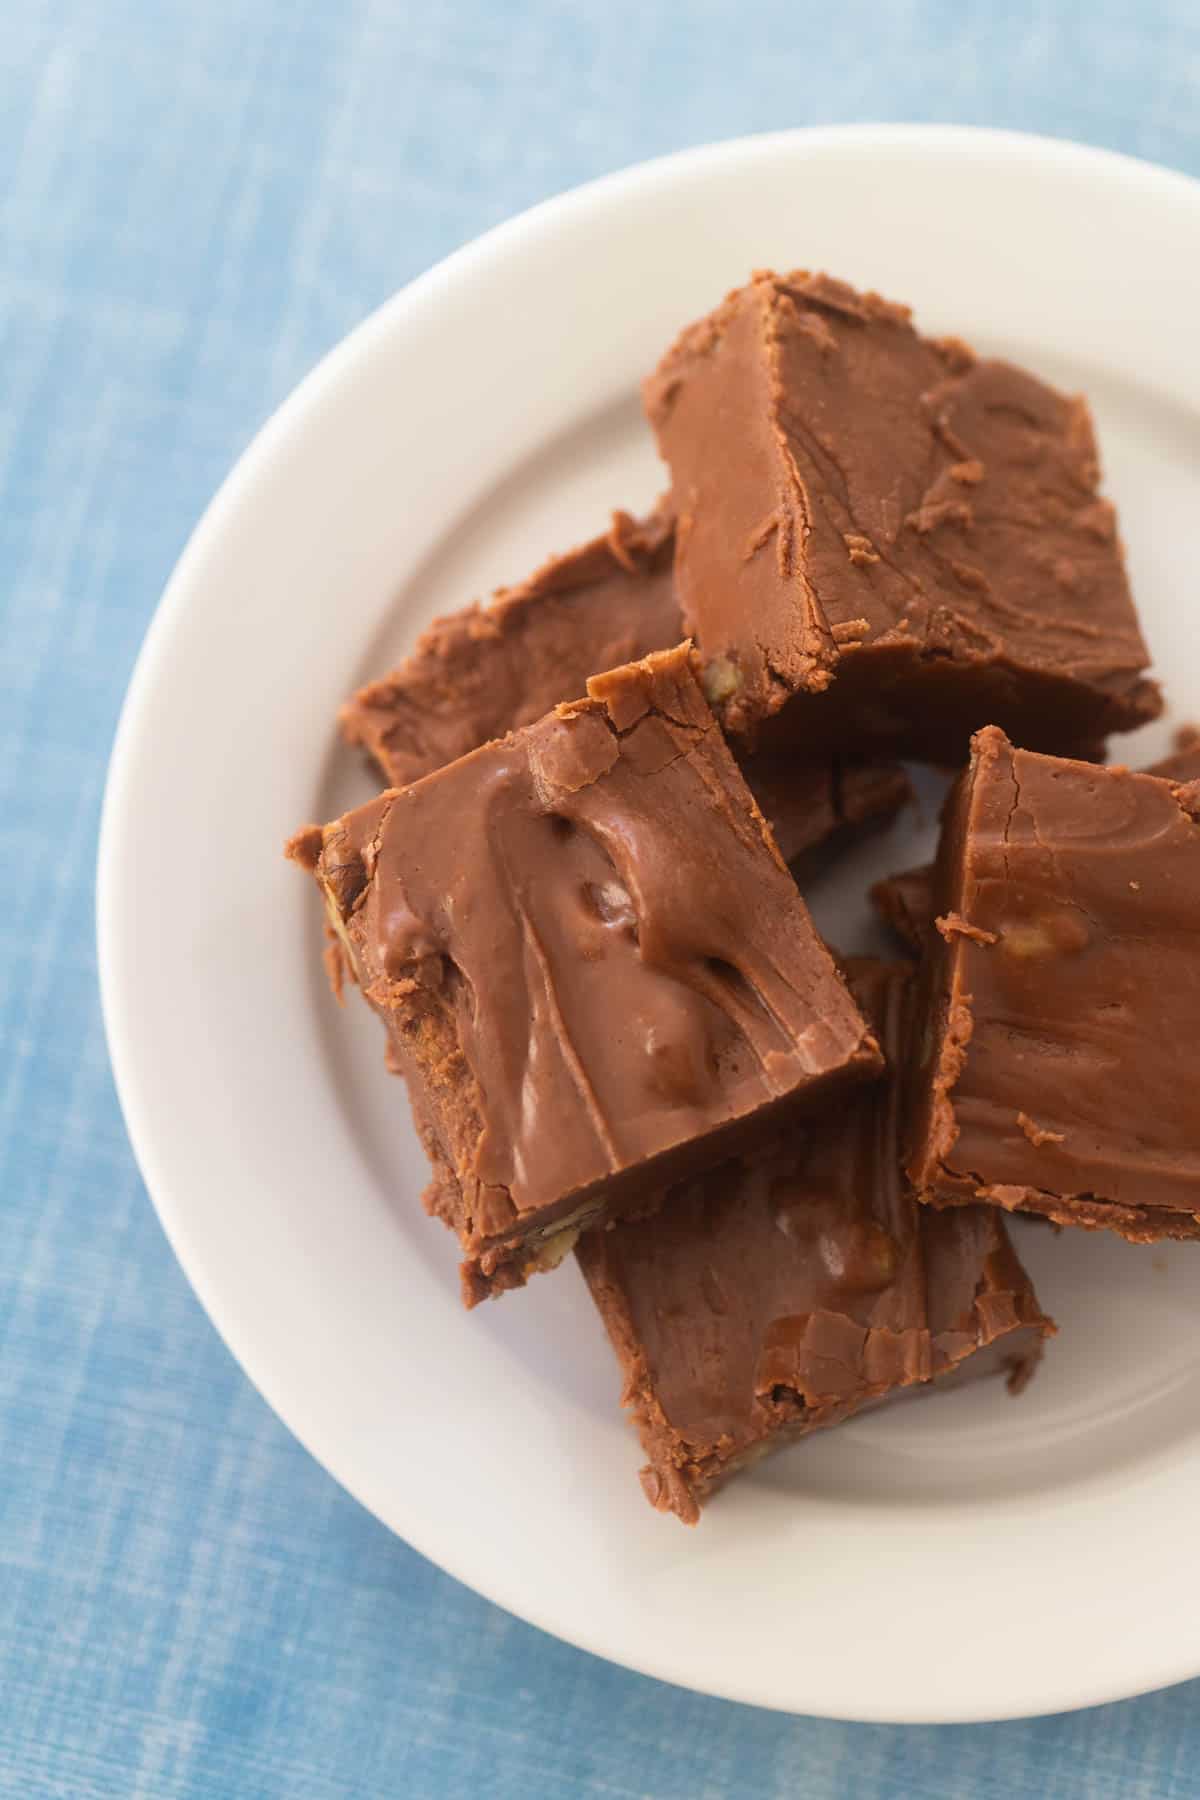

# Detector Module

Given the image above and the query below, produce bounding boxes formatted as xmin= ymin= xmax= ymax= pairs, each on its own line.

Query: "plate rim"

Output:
xmin=97 ymin=123 xmax=1200 ymax=1724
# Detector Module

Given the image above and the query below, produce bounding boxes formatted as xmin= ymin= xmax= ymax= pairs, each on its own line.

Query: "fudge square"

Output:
xmin=291 ymin=644 xmax=882 ymax=1303
xmin=340 ymin=508 xmax=911 ymax=867
xmin=907 ymin=726 xmax=1200 ymax=1241
xmin=644 ymin=270 xmax=1159 ymax=762
xmin=578 ymin=960 xmax=1052 ymax=1524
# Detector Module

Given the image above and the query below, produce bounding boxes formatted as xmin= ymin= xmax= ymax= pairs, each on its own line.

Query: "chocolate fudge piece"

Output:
xmin=644 ymin=270 xmax=1160 ymax=761
xmin=340 ymin=509 xmax=911 ymax=866
xmin=907 ymin=726 xmax=1200 ymax=1240
xmin=871 ymin=741 xmax=1200 ymax=954
xmin=291 ymin=645 xmax=882 ymax=1303
xmin=578 ymin=961 xmax=1052 ymax=1523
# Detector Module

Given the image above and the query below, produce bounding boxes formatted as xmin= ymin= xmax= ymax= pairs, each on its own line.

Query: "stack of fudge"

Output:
xmin=289 ymin=271 xmax=1200 ymax=1525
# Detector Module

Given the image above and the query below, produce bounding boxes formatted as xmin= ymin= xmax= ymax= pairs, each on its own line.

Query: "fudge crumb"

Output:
xmin=936 ymin=911 xmax=999 ymax=947
xmin=285 ymin=823 xmax=324 ymax=871
xmin=1017 ymin=1112 xmax=1065 ymax=1149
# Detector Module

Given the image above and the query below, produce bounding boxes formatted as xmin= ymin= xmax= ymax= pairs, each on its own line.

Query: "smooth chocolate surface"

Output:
xmin=341 ymin=509 xmax=910 ymax=866
xmin=871 ymin=742 xmax=1200 ymax=953
xmin=579 ymin=960 xmax=1051 ymax=1523
xmin=292 ymin=645 xmax=880 ymax=1302
xmin=645 ymin=270 xmax=1159 ymax=760
xmin=907 ymin=727 xmax=1200 ymax=1240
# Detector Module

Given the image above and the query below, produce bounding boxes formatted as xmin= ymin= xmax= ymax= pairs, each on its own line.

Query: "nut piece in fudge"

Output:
xmin=340 ymin=507 xmax=911 ymax=867
xmin=907 ymin=726 xmax=1200 ymax=1240
xmin=290 ymin=644 xmax=882 ymax=1304
xmin=644 ymin=270 xmax=1159 ymax=761
xmin=578 ymin=960 xmax=1053 ymax=1524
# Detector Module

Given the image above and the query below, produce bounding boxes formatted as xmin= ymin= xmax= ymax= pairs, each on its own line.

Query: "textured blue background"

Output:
xmin=4 ymin=2 xmax=1200 ymax=1794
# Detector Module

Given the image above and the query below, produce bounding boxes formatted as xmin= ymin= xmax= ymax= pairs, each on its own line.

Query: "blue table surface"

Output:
xmin=4 ymin=2 xmax=1200 ymax=1794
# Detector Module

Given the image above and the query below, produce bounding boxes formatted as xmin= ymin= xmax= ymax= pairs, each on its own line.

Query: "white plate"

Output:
xmin=98 ymin=126 xmax=1200 ymax=1724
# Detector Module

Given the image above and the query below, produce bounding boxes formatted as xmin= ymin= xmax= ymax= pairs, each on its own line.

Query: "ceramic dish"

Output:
xmin=98 ymin=126 xmax=1200 ymax=1722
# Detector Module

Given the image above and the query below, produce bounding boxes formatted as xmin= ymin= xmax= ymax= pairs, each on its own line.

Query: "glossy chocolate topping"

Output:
xmin=645 ymin=271 xmax=1159 ymax=758
xmin=295 ymin=646 xmax=880 ymax=1296
xmin=908 ymin=727 xmax=1200 ymax=1238
xmin=579 ymin=959 xmax=1051 ymax=1521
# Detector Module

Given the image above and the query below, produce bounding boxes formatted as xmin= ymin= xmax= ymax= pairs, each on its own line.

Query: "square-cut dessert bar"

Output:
xmin=579 ymin=960 xmax=1053 ymax=1522
xmin=644 ymin=270 xmax=1159 ymax=761
xmin=341 ymin=508 xmax=912 ymax=867
xmin=291 ymin=645 xmax=882 ymax=1303
xmin=907 ymin=727 xmax=1200 ymax=1240
xmin=871 ymin=739 xmax=1200 ymax=953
